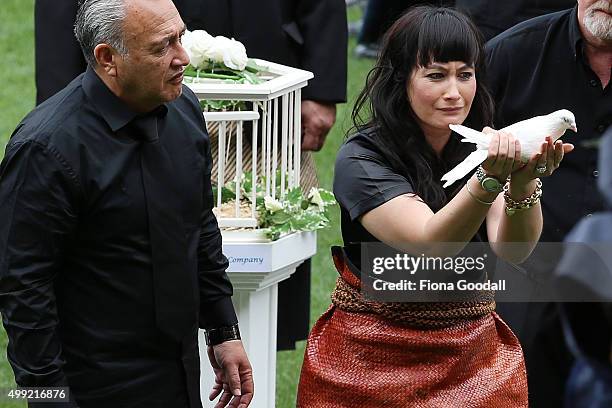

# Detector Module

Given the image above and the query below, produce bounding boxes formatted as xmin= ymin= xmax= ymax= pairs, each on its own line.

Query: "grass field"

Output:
xmin=0 ymin=1 xmax=372 ymax=407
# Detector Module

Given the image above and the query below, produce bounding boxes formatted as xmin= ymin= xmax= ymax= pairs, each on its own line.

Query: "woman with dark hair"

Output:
xmin=297 ymin=5 xmax=572 ymax=407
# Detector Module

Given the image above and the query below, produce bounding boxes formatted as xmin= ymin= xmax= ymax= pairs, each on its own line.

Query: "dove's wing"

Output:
xmin=441 ymin=149 xmax=488 ymax=188
xmin=500 ymin=116 xmax=546 ymax=140
xmin=449 ymin=124 xmax=489 ymax=149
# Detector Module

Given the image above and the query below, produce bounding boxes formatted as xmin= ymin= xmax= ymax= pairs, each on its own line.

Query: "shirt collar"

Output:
xmin=568 ymin=5 xmax=584 ymax=61
xmin=82 ymin=66 xmax=168 ymax=132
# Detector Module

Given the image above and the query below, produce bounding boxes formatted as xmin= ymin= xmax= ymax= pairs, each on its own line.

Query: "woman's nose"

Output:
xmin=443 ymin=80 xmax=461 ymax=100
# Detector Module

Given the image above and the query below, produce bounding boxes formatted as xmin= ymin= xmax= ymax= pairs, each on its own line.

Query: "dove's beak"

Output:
xmin=570 ymin=123 xmax=577 ymax=132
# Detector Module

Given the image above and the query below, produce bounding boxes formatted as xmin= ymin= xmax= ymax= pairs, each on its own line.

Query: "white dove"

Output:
xmin=441 ymin=109 xmax=577 ymax=188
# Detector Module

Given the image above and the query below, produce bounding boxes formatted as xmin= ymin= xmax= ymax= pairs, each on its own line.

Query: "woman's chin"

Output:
xmin=439 ymin=114 xmax=468 ymax=128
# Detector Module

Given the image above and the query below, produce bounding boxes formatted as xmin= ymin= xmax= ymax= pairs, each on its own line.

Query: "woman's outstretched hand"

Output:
xmin=480 ymin=127 xmax=524 ymax=182
xmin=510 ymin=136 xmax=574 ymax=186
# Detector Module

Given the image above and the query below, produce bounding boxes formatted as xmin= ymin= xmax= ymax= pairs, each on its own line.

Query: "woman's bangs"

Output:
xmin=415 ymin=11 xmax=481 ymax=67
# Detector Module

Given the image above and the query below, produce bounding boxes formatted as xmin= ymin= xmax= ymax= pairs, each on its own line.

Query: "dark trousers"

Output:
xmin=276 ymin=259 xmax=311 ymax=351
xmin=35 ymin=0 xmax=86 ymax=105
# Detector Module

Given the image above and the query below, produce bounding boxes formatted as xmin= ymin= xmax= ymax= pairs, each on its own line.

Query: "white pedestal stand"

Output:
xmin=199 ymin=231 xmax=317 ymax=407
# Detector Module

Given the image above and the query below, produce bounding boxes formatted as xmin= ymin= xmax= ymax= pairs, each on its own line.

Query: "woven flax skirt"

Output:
xmin=297 ymin=248 xmax=528 ymax=407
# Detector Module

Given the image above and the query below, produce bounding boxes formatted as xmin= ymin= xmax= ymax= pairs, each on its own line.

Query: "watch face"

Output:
xmin=483 ymin=178 xmax=501 ymax=192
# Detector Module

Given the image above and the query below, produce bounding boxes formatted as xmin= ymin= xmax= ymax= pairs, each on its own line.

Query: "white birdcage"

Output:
xmin=185 ymin=59 xmax=313 ymax=231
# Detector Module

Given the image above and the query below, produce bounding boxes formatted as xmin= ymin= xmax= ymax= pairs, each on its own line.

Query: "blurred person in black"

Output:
xmin=34 ymin=0 xmax=348 ymax=351
xmin=485 ymin=0 xmax=611 ymax=406
xmin=555 ymin=125 xmax=612 ymax=407
xmin=455 ymin=0 xmax=576 ymax=41
xmin=354 ymin=0 xmax=452 ymax=59
xmin=1 ymin=0 xmax=253 ymax=406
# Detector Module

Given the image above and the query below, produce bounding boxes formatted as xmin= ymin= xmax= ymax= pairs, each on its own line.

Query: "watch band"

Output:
xmin=476 ymin=166 xmax=503 ymax=193
xmin=205 ymin=324 xmax=241 ymax=346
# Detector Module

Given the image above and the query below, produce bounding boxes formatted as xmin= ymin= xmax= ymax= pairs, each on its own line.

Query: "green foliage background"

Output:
xmin=0 ymin=2 xmax=372 ymax=406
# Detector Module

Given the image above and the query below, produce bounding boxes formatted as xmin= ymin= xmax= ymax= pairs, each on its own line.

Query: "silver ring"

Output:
xmin=536 ymin=165 xmax=547 ymax=174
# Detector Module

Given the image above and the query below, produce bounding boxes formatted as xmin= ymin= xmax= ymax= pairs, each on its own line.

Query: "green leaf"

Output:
xmin=242 ymin=171 xmax=253 ymax=194
xmin=200 ymin=99 xmax=246 ymax=112
xmin=221 ymin=187 xmax=235 ymax=203
xmin=270 ymin=210 xmax=292 ymax=225
xmin=212 ymin=186 xmax=236 ymax=204
xmin=241 ymin=70 xmax=262 ymax=84
xmin=246 ymin=59 xmax=267 ymax=73
xmin=285 ymin=187 xmax=302 ymax=205
xmin=255 ymin=196 xmax=265 ymax=208
xmin=318 ymin=189 xmax=336 ymax=205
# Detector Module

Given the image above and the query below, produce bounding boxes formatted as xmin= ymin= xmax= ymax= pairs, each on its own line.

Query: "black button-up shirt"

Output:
xmin=485 ymin=6 xmax=611 ymax=242
xmin=0 ymin=67 xmax=236 ymax=406
xmin=455 ymin=0 xmax=576 ymax=41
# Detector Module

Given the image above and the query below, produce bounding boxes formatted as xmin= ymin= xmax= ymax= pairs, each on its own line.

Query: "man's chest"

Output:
xmin=76 ymin=131 xmax=208 ymax=244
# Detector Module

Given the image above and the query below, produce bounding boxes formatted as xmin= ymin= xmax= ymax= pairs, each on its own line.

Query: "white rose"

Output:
xmin=308 ymin=188 xmax=324 ymax=210
xmin=204 ymin=35 xmax=247 ymax=71
xmin=264 ymin=196 xmax=284 ymax=213
xmin=183 ymin=29 xmax=215 ymax=69
xmin=221 ymin=37 xmax=248 ymax=71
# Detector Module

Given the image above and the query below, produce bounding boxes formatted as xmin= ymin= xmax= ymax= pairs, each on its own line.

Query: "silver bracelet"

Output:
xmin=503 ymin=179 xmax=543 ymax=216
xmin=466 ymin=181 xmax=495 ymax=205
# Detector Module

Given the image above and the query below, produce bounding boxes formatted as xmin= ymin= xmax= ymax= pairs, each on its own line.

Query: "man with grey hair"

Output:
xmin=485 ymin=0 xmax=611 ymax=406
xmin=0 ymin=0 xmax=253 ymax=407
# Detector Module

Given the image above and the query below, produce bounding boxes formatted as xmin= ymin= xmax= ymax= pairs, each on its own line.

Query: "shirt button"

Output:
xmin=597 ymin=124 xmax=606 ymax=133
xmin=590 ymin=79 xmax=599 ymax=87
xmin=593 ymin=170 xmax=599 ymax=177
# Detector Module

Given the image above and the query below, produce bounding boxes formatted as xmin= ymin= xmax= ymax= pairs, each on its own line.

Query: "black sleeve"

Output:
xmin=333 ymin=139 xmax=414 ymax=221
xmin=295 ymin=0 xmax=348 ymax=103
xmin=185 ymin=89 xmax=238 ymax=329
xmin=0 ymin=139 xmax=78 ymax=391
xmin=35 ymin=0 xmax=86 ymax=105
xmin=196 ymin=172 xmax=238 ymax=330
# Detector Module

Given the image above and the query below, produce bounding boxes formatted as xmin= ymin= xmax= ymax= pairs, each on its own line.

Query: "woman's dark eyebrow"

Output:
xmin=426 ymin=63 xmax=474 ymax=70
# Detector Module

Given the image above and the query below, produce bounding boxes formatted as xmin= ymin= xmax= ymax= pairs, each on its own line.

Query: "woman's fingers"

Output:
xmin=512 ymin=137 xmax=572 ymax=181
xmin=539 ymin=139 xmax=548 ymax=167
xmin=486 ymin=131 xmax=500 ymax=168
xmin=482 ymin=129 xmax=529 ymax=179
xmin=553 ymin=140 xmax=564 ymax=168
xmin=512 ymin=138 xmax=523 ymax=171
xmin=500 ymin=131 xmax=515 ymax=176
xmin=482 ymin=126 xmax=496 ymax=135
xmin=546 ymin=137 xmax=555 ymax=173
xmin=533 ymin=138 xmax=551 ymax=176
